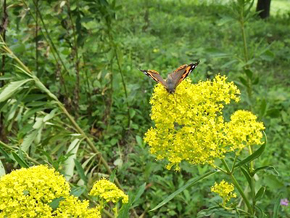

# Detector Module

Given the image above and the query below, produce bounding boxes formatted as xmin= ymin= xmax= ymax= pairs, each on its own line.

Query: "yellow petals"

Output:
xmin=144 ymin=75 xmax=264 ymax=170
xmin=53 ymin=196 xmax=101 ymax=218
xmin=90 ymin=178 xmax=129 ymax=204
xmin=211 ymin=180 xmax=236 ymax=203
xmin=0 ymin=165 xmax=69 ymax=217
xmin=0 ymin=165 xmax=101 ymax=218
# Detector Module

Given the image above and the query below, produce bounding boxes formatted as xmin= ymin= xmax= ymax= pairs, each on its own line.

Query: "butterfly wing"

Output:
xmin=172 ymin=61 xmax=200 ymax=86
xmin=140 ymin=69 xmax=167 ymax=87
xmin=165 ymin=61 xmax=199 ymax=93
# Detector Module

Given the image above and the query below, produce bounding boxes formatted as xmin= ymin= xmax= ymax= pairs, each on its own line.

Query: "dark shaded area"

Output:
xmin=256 ymin=0 xmax=271 ymax=19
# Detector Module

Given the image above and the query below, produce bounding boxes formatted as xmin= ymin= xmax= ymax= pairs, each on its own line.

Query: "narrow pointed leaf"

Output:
xmin=74 ymin=158 xmax=88 ymax=184
xmin=12 ymin=152 xmax=29 ymax=168
xmin=132 ymin=183 xmax=146 ymax=205
xmin=150 ymin=170 xmax=217 ymax=211
xmin=0 ymin=79 xmax=33 ymax=102
xmin=235 ymin=143 xmax=265 ymax=168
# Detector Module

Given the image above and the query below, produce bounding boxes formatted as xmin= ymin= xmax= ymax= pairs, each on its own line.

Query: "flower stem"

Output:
xmin=221 ymin=159 xmax=253 ymax=215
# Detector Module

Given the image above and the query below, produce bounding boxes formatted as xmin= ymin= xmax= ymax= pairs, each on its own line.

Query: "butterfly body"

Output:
xmin=141 ymin=61 xmax=199 ymax=93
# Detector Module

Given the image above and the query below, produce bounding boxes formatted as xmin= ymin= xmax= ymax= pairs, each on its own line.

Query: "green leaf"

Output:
xmin=74 ymin=158 xmax=88 ymax=184
xmin=0 ymin=79 xmax=33 ymax=102
xmin=273 ymin=195 xmax=281 ymax=218
xmin=255 ymin=205 xmax=266 ymax=217
xmin=64 ymin=139 xmax=80 ymax=181
xmin=135 ymin=135 xmax=143 ymax=147
xmin=0 ymin=160 xmax=5 ymax=177
xmin=244 ymin=69 xmax=253 ymax=79
xmin=252 ymin=166 xmax=278 ymax=176
xmin=70 ymin=186 xmax=86 ymax=197
xmin=241 ymin=166 xmax=252 ymax=188
xmin=20 ymin=130 xmax=38 ymax=152
xmin=132 ymin=183 xmax=146 ymax=205
xmin=118 ymin=201 xmax=131 ymax=218
xmin=12 ymin=152 xmax=29 ymax=168
xmin=235 ymin=143 xmax=266 ymax=168
xmin=49 ymin=197 xmax=65 ymax=210
xmin=255 ymin=186 xmax=266 ymax=200
xmin=259 ymin=99 xmax=267 ymax=117
xmin=264 ymin=175 xmax=284 ymax=190
xmin=260 ymin=50 xmax=275 ymax=62
xmin=238 ymin=76 xmax=248 ymax=88
xmin=150 ymin=170 xmax=217 ymax=211
xmin=0 ymin=145 xmax=11 ymax=160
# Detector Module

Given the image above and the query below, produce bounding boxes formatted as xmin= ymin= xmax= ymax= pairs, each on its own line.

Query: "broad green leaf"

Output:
xmin=0 ymin=79 xmax=33 ymax=102
xmin=70 ymin=186 xmax=86 ymax=197
xmin=64 ymin=139 xmax=80 ymax=181
xmin=74 ymin=158 xmax=88 ymax=184
xmin=12 ymin=152 xmax=29 ymax=168
xmin=33 ymin=117 xmax=44 ymax=129
xmin=150 ymin=170 xmax=217 ymax=211
xmin=43 ymin=108 xmax=58 ymax=122
xmin=135 ymin=135 xmax=143 ymax=147
xmin=49 ymin=197 xmax=65 ymax=210
xmin=0 ymin=160 xmax=5 ymax=177
xmin=244 ymin=69 xmax=253 ymax=79
xmin=20 ymin=130 xmax=38 ymax=152
xmin=264 ymin=175 xmax=284 ymax=190
xmin=235 ymin=143 xmax=266 ymax=168
xmin=255 ymin=186 xmax=266 ymax=200
xmin=260 ymin=50 xmax=275 ymax=61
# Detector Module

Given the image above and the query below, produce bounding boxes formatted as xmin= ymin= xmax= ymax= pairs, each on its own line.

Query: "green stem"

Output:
xmin=248 ymin=145 xmax=256 ymax=214
xmin=221 ymin=159 xmax=253 ymax=215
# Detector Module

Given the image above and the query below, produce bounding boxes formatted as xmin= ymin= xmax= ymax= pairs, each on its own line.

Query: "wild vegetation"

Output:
xmin=0 ymin=0 xmax=289 ymax=217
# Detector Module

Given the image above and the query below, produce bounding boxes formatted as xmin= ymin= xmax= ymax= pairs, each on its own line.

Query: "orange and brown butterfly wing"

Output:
xmin=140 ymin=69 xmax=167 ymax=87
xmin=175 ymin=61 xmax=200 ymax=85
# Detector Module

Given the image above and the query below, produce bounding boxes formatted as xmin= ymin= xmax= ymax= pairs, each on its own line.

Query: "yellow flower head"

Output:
xmin=0 ymin=165 xmax=102 ymax=218
xmin=90 ymin=178 xmax=128 ymax=204
xmin=211 ymin=180 xmax=236 ymax=203
xmin=0 ymin=165 xmax=70 ymax=217
xmin=53 ymin=196 xmax=101 ymax=218
xmin=225 ymin=110 xmax=265 ymax=151
xmin=144 ymin=75 xmax=264 ymax=170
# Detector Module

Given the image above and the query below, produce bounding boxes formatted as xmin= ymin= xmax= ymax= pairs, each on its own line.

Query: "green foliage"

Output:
xmin=0 ymin=0 xmax=290 ymax=217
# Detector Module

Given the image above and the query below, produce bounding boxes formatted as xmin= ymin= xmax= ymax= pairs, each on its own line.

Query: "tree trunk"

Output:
xmin=256 ymin=0 xmax=271 ymax=19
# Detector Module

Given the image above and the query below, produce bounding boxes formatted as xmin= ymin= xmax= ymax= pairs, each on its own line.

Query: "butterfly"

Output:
xmin=140 ymin=61 xmax=199 ymax=93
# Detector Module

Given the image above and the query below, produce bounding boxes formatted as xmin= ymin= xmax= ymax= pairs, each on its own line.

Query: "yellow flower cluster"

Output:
xmin=53 ymin=196 xmax=101 ymax=218
xmin=90 ymin=178 xmax=129 ymax=204
xmin=225 ymin=110 xmax=265 ymax=151
xmin=0 ymin=165 xmax=101 ymax=218
xmin=144 ymin=75 xmax=264 ymax=170
xmin=211 ymin=180 xmax=236 ymax=203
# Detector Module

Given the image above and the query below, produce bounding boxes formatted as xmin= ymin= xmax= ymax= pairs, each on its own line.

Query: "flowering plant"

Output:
xmin=0 ymin=165 xmax=127 ymax=218
xmin=145 ymin=75 xmax=266 ymax=216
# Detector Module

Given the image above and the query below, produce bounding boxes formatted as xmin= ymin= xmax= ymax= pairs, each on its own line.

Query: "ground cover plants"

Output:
xmin=0 ymin=0 xmax=289 ymax=217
